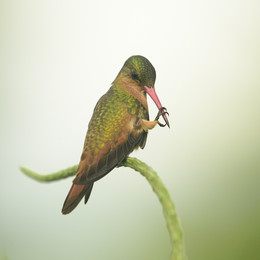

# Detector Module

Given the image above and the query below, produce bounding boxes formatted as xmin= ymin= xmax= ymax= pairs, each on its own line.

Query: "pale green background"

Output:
xmin=0 ymin=0 xmax=259 ymax=259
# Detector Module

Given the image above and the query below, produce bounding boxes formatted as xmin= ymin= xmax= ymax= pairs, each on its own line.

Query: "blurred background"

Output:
xmin=0 ymin=0 xmax=259 ymax=259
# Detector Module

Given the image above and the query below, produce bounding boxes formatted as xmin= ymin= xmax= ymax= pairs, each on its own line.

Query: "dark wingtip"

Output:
xmin=62 ymin=202 xmax=75 ymax=215
xmin=61 ymin=183 xmax=94 ymax=215
xmin=62 ymin=198 xmax=80 ymax=215
xmin=62 ymin=207 xmax=72 ymax=215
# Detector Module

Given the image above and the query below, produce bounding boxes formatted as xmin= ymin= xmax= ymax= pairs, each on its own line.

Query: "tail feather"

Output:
xmin=62 ymin=183 xmax=94 ymax=215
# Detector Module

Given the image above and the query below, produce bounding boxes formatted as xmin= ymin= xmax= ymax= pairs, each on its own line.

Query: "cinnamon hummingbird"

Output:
xmin=62 ymin=55 xmax=169 ymax=214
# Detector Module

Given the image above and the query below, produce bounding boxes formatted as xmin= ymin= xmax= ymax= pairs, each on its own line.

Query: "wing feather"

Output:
xmin=73 ymin=132 xmax=144 ymax=184
xmin=72 ymin=86 xmax=149 ymax=185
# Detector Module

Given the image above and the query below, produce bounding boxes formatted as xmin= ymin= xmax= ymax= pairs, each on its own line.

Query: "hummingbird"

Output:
xmin=62 ymin=55 xmax=169 ymax=214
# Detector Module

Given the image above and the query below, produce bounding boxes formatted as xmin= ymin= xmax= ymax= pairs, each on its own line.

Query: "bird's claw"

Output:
xmin=155 ymin=107 xmax=169 ymax=127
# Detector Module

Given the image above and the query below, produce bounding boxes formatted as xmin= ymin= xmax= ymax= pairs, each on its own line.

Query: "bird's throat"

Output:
xmin=114 ymin=73 xmax=148 ymax=110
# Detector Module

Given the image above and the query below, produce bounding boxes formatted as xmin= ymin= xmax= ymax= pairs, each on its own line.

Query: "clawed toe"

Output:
xmin=155 ymin=107 xmax=169 ymax=127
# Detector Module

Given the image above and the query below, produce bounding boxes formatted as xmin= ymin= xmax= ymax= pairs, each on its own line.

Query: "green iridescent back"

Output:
xmin=83 ymin=85 xmax=148 ymax=156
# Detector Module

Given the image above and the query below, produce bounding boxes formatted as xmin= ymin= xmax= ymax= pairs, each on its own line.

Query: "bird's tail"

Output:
xmin=62 ymin=182 xmax=94 ymax=215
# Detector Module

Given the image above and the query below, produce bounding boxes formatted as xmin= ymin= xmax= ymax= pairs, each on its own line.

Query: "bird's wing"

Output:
xmin=138 ymin=130 xmax=148 ymax=149
xmin=74 ymin=131 xmax=144 ymax=185
xmin=72 ymin=89 xmax=148 ymax=185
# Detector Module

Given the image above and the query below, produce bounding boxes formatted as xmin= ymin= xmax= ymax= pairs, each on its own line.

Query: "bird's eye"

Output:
xmin=131 ymin=71 xmax=139 ymax=81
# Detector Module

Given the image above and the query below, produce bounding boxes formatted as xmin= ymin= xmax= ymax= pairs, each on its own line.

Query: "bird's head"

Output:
xmin=123 ymin=55 xmax=156 ymax=88
xmin=116 ymin=55 xmax=169 ymax=127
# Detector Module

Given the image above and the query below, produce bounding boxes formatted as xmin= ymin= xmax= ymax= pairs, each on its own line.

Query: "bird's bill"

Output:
xmin=144 ymin=86 xmax=170 ymax=127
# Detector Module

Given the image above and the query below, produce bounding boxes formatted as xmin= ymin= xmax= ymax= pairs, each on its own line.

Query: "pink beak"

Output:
xmin=144 ymin=86 xmax=170 ymax=128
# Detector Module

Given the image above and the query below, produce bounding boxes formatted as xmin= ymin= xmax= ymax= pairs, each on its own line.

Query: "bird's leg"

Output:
xmin=140 ymin=119 xmax=158 ymax=131
xmin=139 ymin=107 xmax=169 ymax=131
xmin=155 ymin=107 xmax=169 ymax=127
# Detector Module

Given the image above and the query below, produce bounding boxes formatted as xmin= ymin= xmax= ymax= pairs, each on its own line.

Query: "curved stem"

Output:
xmin=20 ymin=157 xmax=185 ymax=260
xmin=119 ymin=157 xmax=184 ymax=260
xmin=20 ymin=165 xmax=78 ymax=182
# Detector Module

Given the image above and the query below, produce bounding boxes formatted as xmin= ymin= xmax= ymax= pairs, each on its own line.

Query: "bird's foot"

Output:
xmin=155 ymin=107 xmax=169 ymax=127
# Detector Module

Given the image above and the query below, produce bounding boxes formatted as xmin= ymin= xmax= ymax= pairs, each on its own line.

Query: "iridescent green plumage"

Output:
xmin=82 ymin=85 xmax=148 ymax=158
xmin=62 ymin=55 xmax=167 ymax=214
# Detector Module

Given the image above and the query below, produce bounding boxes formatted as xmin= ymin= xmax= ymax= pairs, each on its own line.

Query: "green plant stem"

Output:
xmin=21 ymin=157 xmax=184 ymax=260
xmin=20 ymin=165 xmax=78 ymax=182
xmin=120 ymin=157 xmax=184 ymax=260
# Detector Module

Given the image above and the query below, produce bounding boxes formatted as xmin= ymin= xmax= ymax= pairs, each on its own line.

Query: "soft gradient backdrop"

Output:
xmin=1 ymin=0 xmax=259 ymax=259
